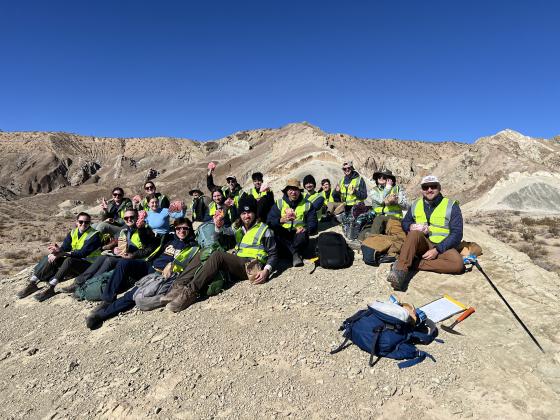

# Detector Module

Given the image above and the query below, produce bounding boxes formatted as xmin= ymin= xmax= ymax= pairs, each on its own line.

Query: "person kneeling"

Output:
xmin=387 ymin=176 xmax=464 ymax=290
xmin=166 ymin=196 xmax=278 ymax=313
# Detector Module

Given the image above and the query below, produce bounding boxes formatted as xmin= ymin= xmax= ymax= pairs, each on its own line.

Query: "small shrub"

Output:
xmin=4 ymin=251 xmax=25 ymax=260
xmin=521 ymin=229 xmax=535 ymax=241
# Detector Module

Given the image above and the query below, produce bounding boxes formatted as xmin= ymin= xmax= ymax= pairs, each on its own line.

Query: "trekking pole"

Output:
xmin=473 ymin=260 xmax=544 ymax=353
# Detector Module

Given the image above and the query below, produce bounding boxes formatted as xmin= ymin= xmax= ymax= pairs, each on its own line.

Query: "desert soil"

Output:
xmin=1 ymin=224 xmax=559 ymax=419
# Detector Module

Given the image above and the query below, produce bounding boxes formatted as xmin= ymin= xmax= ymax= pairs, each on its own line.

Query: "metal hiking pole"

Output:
xmin=474 ymin=260 xmax=544 ymax=353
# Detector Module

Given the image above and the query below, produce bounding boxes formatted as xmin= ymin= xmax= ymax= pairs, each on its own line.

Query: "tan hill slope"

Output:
xmin=1 ymin=124 xmax=559 ymax=215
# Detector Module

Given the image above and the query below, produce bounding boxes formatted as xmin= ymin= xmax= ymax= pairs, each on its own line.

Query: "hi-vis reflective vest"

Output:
xmin=209 ymin=202 xmax=233 ymax=221
xmin=373 ymin=185 xmax=403 ymax=219
xmin=276 ymin=198 xmax=312 ymax=230
xmin=412 ymin=197 xmax=457 ymax=244
xmin=234 ymin=222 xmax=269 ymax=264
xmin=222 ymin=187 xmax=245 ymax=207
xmin=304 ymin=191 xmax=324 ymax=220
xmin=70 ymin=227 xmax=101 ymax=263
xmin=339 ymin=176 xmax=364 ymax=206
xmin=250 ymin=188 xmax=267 ymax=200
xmin=119 ymin=229 xmax=160 ymax=260
xmin=320 ymin=190 xmax=335 ymax=203
xmin=172 ymin=246 xmax=200 ymax=273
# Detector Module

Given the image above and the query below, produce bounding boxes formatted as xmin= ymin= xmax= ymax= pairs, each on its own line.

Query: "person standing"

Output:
xmin=189 ymin=189 xmax=211 ymax=222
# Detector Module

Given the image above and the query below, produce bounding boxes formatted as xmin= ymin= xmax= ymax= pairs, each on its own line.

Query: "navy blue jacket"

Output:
xmin=339 ymin=171 xmax=368 ymax=201
xmin=267 ymin=193 xmax=318 ymax=234
xmin=401 ymin=194 xmax=463 ymax=253
xmin=60 ymin=228 xmax=102 ymax=259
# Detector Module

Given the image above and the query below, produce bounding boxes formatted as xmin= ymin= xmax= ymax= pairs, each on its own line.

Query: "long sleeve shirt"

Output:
xmin=401 ymin=194 xmax=463 ymax=253
xmin=267 ymin=193 xmax=318 ymax=234
xmin=60 ymin=229 xmax=102 ymax=259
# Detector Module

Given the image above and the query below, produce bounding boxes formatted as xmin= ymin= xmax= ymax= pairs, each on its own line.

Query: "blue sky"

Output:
xmin=1 ymin=1 xmax=558 ymax=142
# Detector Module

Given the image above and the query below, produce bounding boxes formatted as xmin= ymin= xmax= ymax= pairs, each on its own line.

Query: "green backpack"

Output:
xmin=197 ymin=242 xmax=229 ymax=297
xmin=74 ymin=270 xmax=114 ymax=301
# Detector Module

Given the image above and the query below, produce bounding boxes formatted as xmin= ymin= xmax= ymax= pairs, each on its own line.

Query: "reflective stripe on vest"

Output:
xmin=70 ymin=227 xmax=101 ymax=263
xmin=339 ymin=176 xmax=364 ymax=206
xmin=412 ymin=197 xmax=455 ymax=244
xmin=373 ymin=185 xmax=403 ymax=219
xmin=304 ymin=191 xmax=323 ymax=220
xmin=172 ymin=246 xmax=200 ymax=273
xmin=120 ymin=229 xmax=161 ymax=261
xmin=276 ymin=198 xmax=311 ymax=229
xmin=320 ymin=190 xmax=335 ymax=203
xmin=235 ymin=222 xmax=269 ymax=263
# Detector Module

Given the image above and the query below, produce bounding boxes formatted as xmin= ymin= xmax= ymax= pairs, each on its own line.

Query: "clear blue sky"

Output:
xmin=1 ymin=1 xmax=558 ymax=143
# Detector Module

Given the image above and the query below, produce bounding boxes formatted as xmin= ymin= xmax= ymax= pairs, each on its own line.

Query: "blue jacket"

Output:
xmin=267 ymin=193 xmax=318 ymax=234
xmin=60 ymin=229 xmax=102 ymax=259
xmin=340 ymin=171 xmax=368 ymax=201
xmin=401 ymin=194 xmax=463 ymax=253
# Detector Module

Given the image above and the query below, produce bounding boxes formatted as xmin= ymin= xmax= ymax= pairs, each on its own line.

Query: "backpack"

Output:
xmin=196 ymin=221 xmax=218 ymax=248
xmin=315 ymin=232 xmax=354 ymax=269
xmin=361 ymin=244 xmax=396 ymax=267
xmin=74 ymin=270 xmax=114 ymax=301
xmin=133 ymin=272 xmax=175 ymax=311
xmin=197 ymin=242 xmax=229 ymax=296
xmin=331 ymin=302 xmax=438 ymax=368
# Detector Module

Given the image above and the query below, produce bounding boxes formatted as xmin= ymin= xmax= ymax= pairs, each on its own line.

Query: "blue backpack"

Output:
xmin=331 ymin=305 xmax=438 ymax=369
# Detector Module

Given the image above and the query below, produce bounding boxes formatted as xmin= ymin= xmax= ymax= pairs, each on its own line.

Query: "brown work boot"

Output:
xmin=34 ymin=285 xmax=56 ymax=302
xmin=159 ymin=284 xmax=182 ymax=305
xmin=166 ymin=287 xmax=197 ymax=313
xmin=16 ymin=282 xmax=40 ymax=299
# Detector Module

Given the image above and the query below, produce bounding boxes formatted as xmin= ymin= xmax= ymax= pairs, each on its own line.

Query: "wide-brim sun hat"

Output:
xmin=282 ymin=178 xmax=303 ymax=193
xmin=372 ymin=169 xmax=396 ymax=184
xmin=189 ymin=189 xmax=203 ymax=196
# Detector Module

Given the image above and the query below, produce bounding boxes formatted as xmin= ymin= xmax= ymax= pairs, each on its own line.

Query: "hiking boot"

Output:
xmin=59 ymin=283 xmax=77 ymax=294
xmin=167 ymin=287 xmax=197 ymax=313
xmin=292 ymin=254 xmax=304 ymax=267
xmin=34 ymin=285 xmax=56 ymax=302
xmin=159 ymin=285 xmax=182 ymax=305
xmin=386 ymin=265 xmax=408 ymax=291
xmin=85 ymin=302 xmax=110 ymax=330
xmin=16 ymin=282 xmax=40 ymax=299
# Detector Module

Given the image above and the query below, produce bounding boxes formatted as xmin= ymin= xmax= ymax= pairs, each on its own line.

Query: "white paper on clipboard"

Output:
xmin=419 ymin=294 xmax=467 ymax=323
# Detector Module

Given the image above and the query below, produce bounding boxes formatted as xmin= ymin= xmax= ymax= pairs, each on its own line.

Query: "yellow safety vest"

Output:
xmin=320 ymin=190 xmax=335 ymax=203
xmin=304 ymin=191 xmax=323 ymax=220
xmin=70 ymin=227 xmax=101 ymax=263
xmin=250 ymin=188 xmax=266 ymax=200
xmin=276 ymin=198 xmax=311 ymax=230
xmin=412 ymin=197 xmax=456 ymax=244
xmin=222 ymin=187 xmax=245 ymax=207
xmin=373 ymin=185 xmax=403 ymax=219
xmin=119 ymin=229 xmax=161 ymax=260
xmin=234 ymin=222 xmax=269 ymax=264
xmin=172 ymin=246 xmax=200 ymax=273
xmin=339 ymin=176 xmax=364 ymax=206
xmin=209 ymin=202 xmax=234 ymax=220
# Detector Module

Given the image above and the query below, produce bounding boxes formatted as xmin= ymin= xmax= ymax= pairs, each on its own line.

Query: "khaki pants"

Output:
xmin=397 ymin=231 xmax=464 ymax=274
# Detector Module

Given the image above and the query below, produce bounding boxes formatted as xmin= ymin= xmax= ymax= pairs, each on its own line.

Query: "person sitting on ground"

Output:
xmin=165 ymin=196 xmax=278 ymax=313
xmin=335 ymin=161 xmax=367 ymax=217
xmin=248 ymin=172 xmax=274 ymax=222
xmin=387 ymin=175 xmax=464 ymax=290
xmin=318 ymin=178 xmax=341 ymax=220
xmin=189 ymin=189 xmax=211 ymax=223
xmin=94 ymin=187 xmax=133 ymax=237
xmin=135 ymin=181 xmax=170 ymax=212
xmin=63 ymin=209 xmax=158 ymax=293
xmin=208 ymin=188 xmax=236 ymax=227
xmin=302 ymin=175 xmax=325 ymax=222
xmin=367 ymin=169 xmax=408 ymax=234
xmin=267 ymin=179 xmax=317 ymax=267
xmin=16 ymin=212 xmax=102 ymax=302
xmin=85 ymin=218 xmax=199 ymax=329
xmin=207 ymin=165 xmax=246 ymax=209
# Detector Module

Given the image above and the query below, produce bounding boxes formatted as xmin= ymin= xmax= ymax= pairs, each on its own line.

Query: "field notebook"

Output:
xmin=419 ymin=294 xmax=467 ymax=323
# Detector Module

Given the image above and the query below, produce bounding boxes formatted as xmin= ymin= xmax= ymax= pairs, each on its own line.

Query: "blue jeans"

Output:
xmin=101 ymin=259 xmax=153 ymax=303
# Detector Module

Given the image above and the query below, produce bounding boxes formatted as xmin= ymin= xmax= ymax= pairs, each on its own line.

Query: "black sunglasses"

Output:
xmin=421 ymin=184 xmax=440 ymax=191
xmin=113 ymin=192 xmax=123 ymax=197
xmin=123 ymin=216 xmax=136 ymax=221
xmin=77 ymin=220 xmax=91 ymax=225
xmin=144 ymin=185 xmax=155 ymax=190
xmin=175 ymin=226 xmax=190 ymax=231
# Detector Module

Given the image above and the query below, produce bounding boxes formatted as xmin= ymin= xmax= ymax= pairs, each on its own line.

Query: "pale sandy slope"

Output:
xmin=0 ymin=224 xmax=558 ymax=419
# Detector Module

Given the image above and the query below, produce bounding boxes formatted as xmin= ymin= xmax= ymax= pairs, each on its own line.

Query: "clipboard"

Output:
xmin=419 ymin=294 xmax=467 ymax=323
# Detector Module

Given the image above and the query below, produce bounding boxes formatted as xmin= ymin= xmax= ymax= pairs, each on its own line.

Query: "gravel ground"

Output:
xmin=0 ymin=225 xmax=559 ymax=419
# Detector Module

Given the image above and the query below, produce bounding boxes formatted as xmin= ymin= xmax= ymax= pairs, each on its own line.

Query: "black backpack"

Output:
xmin=315 ymin=232 xmax=354 ymax=269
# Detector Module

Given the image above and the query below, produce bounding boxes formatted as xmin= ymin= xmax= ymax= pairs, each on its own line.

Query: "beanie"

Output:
xmin=302 ymin=174 xmax=316 ymax=187
xmin=237 ymin=196 xmax=257 ymax=214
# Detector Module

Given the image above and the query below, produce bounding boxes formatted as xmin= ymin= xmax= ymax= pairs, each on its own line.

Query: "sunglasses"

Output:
xmin=421 ymin=184 xmax=440 ymax=191
xmin=175 ymin=226 xmax=190 ymax=231
xmin=112 ymin=193 xmax=123 ymax=197
xmin=123 ymin=216 xmax=136 ymax=221
xmin=77 ymin=220 xmax=91 ymax=225
xmin=144 ymin=185 xmax=155 ymax=190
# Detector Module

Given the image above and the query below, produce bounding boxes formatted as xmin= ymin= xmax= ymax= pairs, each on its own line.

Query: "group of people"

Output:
xmin=15 ymin=160 xmax=465 ymax=329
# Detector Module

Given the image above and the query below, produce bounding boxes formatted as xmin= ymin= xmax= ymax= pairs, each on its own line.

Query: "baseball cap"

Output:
xmin=420 ymin=175 xmax=440 ymax=185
